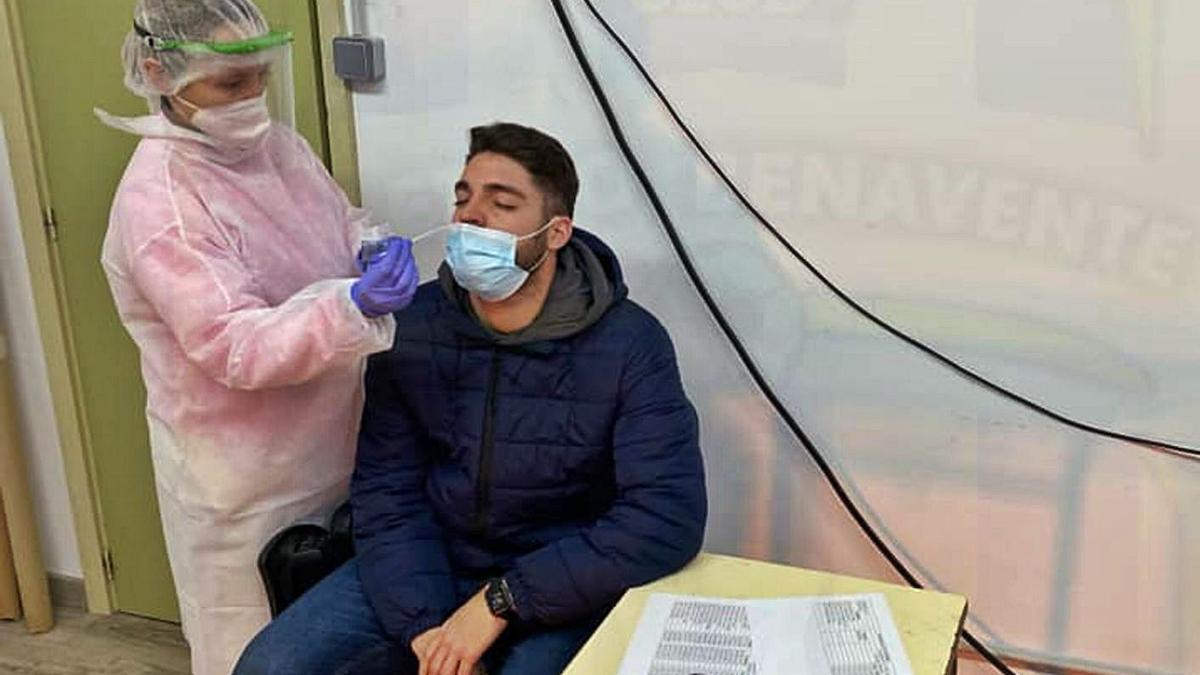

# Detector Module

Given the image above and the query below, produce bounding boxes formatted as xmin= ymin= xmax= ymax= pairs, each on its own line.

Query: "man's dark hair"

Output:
xmin=467 ymin=122 xmax=579 ymax=218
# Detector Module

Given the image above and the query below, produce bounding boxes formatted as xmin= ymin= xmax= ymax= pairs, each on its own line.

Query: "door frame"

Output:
xmin=0 ymin=0 xmax=112 ymax=614
xmin=0 ymin=0 xmax=360 ymax=615
xmin=314 ymin=1 xmax=361 ymax=204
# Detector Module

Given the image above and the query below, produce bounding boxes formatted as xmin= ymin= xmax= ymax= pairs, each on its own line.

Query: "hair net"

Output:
xmin=121 ymin=0 xmax=278 ymax=101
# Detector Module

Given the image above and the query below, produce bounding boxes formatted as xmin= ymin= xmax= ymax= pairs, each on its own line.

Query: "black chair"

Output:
xmin=258 ymin=501 xmax=356 ymax=618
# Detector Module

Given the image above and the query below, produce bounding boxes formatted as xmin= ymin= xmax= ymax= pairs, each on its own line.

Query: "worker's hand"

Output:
xmin=350 ymin=237 xmax=418 ymax=317
xmin=416 ymin=588 xmax=506 ymax=675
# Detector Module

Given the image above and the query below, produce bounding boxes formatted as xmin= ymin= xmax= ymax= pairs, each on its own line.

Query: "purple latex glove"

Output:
xmin=351 ymin=237 xmax=419 ymax=317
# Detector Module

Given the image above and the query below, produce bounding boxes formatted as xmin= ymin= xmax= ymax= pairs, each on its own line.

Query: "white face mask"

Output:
xmin=174 ymin=93 xmax=272 ymax=153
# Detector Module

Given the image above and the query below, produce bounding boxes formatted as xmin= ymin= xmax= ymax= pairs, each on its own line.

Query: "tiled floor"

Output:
xmin=0 ymin=609 xmax=189 ymax=674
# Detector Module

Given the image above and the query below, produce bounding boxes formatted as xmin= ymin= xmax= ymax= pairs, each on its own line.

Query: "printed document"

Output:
xmin=615 ymin=593 xmax=914 ymax=675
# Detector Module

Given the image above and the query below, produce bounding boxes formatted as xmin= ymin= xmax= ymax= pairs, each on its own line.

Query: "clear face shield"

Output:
xmin=137 ymin=25 xmax=296 ymax=128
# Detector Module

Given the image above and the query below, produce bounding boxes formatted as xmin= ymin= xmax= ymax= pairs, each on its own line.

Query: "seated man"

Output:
xmin=234 ymin=122 xmax=707 ymax=675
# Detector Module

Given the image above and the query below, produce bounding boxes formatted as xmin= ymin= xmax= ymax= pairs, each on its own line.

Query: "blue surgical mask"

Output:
xmin=445 ymin=220 xmax=555 ymax=301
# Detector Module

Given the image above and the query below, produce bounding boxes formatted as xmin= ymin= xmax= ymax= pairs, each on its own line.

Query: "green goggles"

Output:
xmin=135 ymin=24 xmax=293 ymax=55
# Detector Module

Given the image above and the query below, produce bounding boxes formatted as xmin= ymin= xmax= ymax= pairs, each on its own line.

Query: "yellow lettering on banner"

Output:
xmin=864 ymin=160 xmax=918 ymax=228
xmin=927 ymin=164 xmax=980 ymax=235
xmin=1136 ymin=221 xmax=1192 ymax=287
xmin=1097 ymin=204 xmax=1143 ymax=268
xmin=978 ymin=177 xmax=1027 ymax=243
xmin=749 ymin=151 xmax=796 ymax=217
xmin=799 ymin=153 xmax=862 ymax=220
xmin=1027 ymin=187 xmax=1091 ymax=262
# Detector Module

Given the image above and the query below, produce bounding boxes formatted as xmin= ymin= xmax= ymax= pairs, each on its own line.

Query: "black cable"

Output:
xmin=574 ymin=0 xmax=1200 ymax=461
xmin=548 ymin=1 xmax=1019 ymax=673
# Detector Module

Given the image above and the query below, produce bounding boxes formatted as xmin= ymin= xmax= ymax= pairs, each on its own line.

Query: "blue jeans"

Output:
xmin=233 ymin=559 xmax=602 ymax=675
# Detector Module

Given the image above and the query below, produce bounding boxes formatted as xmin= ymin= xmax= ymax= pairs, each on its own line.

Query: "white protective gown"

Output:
xmin=98 ymin=112 xmax=395 ymax=675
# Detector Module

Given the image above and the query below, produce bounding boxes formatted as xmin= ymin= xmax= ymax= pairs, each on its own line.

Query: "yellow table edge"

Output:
xmin=564 ymin=552 xmax=968 ymax=675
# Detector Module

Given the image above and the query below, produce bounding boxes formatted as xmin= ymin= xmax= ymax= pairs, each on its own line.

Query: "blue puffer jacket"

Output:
xmin=351 ymin=229 xmax=707 ymax=646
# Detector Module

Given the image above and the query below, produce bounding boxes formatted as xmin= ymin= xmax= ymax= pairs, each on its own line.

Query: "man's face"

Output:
xmin=453 ymin=152 xmax=552 ymax=268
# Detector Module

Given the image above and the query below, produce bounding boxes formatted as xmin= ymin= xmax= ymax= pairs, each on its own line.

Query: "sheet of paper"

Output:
xmin=615 ymin=593 xmax=914 ymax=675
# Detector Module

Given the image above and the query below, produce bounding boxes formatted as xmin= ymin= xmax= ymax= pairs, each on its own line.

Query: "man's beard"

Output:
xmin=516 ymin=231 xmax=551 ymax=271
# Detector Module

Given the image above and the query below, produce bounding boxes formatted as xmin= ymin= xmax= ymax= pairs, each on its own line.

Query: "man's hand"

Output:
xmin=414 ymin=589 xmax=507 ymax=675
xmin=411 ymin=627 xmax=442 ymax=662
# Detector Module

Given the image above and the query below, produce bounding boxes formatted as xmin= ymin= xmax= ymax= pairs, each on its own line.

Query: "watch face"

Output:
xmin=486 ymin=579 xmax=511 ymax=616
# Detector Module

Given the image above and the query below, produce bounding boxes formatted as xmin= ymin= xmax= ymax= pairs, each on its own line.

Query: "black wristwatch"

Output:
xmin=484 ymin=577 xmax=518 ymax=621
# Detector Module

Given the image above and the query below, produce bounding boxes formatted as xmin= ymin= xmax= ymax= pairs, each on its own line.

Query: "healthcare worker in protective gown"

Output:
xmin=94 ymin=1 xmax=417 ymax=673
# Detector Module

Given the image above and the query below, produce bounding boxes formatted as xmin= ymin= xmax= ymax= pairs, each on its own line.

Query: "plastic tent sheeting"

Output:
xmin=344 ymin=1 xmax=1200 ymax=672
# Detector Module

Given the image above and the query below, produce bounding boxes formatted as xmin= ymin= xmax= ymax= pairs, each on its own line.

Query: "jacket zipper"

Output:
xmin=474 ymin=350 xmax=502 ymax=534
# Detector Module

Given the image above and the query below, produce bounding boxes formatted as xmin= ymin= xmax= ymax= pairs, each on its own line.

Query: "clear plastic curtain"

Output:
xmin=345 ymin=1 xmax=1199 ymax=672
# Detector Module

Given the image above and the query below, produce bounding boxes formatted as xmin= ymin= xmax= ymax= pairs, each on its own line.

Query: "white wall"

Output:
xmin=0 ymin=123 xmax=82 ymax=578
